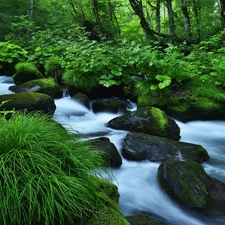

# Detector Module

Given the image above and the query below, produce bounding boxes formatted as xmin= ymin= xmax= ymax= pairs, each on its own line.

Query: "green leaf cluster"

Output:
xmin=0 ymin=42 xmax=28 ymax=66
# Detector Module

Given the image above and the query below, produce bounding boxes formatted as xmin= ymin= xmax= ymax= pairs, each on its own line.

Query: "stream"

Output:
xmin=1 ymin=75 xmax=225 ymax=225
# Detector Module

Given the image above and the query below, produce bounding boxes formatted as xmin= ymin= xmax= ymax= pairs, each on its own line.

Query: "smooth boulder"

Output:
xmin=92 ymin=137 xmax=122 ymax=168
xmin=92 ymin=98 xmax=131 ymax=113
xmin=158 ymin=160 xmax=225 ymax=222
xmin=9 ymin=78 xmax=63 ymax=98
xmin=122 ymin=132 xmax=208 ymax=163
xmin=107 ymin=106 xmax=180 ymax=140
xmin=0 ymin=92 xmax=56 ymax=114
xmin=71 ymin=92 xmax=90 ymax=109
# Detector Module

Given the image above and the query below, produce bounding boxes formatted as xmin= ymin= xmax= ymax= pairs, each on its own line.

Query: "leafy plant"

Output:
xmin=0 ymin=42 xmax=28 ymax=64
xmin=0 ymin=112 xmax=110 ymax=225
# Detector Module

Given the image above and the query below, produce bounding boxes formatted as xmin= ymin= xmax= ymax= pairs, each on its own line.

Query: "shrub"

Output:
xmin=0 ymin=112 xmax=109 ymax=225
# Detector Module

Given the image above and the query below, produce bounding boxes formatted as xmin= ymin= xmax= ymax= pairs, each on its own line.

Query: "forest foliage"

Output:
xmin=0 ymin=0 xmax=225 ymax=100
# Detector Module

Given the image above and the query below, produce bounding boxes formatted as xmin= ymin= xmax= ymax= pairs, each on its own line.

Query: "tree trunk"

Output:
xmin=92 ymin=0 xmax=102 ymax=30
xmin=129 ymin=0 xmax=155 ymax=40
xmin=166 ymin=0 xmax=176 ymax=37
xmin=220 ymin=0 xmax=225 ymax=28
xmin=156 ymin=0 xmax=161 ymax=33
xmin=193 ymin=0 xmax=200 ymax=42
xmin=27 ymin=0 xmax=33 ymax=39
xmin=108 ymin=0 xmax=121 ymax=36
xmin=180 ymin=0 xmax=192 ymax=41
xmin=28 ymin=0 xmax=33 ymax=22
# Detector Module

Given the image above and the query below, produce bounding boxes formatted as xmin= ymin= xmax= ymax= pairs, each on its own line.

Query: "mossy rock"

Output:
xmin=137 ymin=94 xmax=225 ymax=122
xmin=158 ymin=160 xmax=209 ymax=208
xmin=71 ymin=92 xmax=90 ymax=109
xmin=107 ymin=106 xmax=180 ymax=140
xmin=125 ymin=214 xmax=162 ymax=225
xmin=13 ymin=62 xmax=43 ymax=84
xmin=9 ymin=78 xmax=63 ymax=98
xmin=92 ymin=137 xmax=122 ymax=168
xmin=81 ymin=179 xmax=129 ymax=225
xmin=68 ymin=83 xmax=125 ymax=99
xmin=0 ymin=92 xmax=56 ymax=114
xmin=92 ymin=98 xmax=129 ymax=113
xmin=122 ymin=132 xmax=208 ymax=163
xmin=158 ymin=160 xmax=225 ymax=220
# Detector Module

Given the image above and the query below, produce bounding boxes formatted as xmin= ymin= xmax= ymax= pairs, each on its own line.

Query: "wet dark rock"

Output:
xmin=107 ymin=106 xmax=180 ymax=140
xmin=122 ymin=132 xmax=208 ymax=163
xmin=92 ymin=98 xmax=131 ymax=113
xmin=0 ymin=92 xmax=56 ymax=115
xmin=9 ymin=78 xmax=63 ymax=98
xmin=72 ymin=92 xmax=90 ymax=109
xmin=158 ymin=160 xmax=225 ymax=222
xmin=13 ymin=69 xmax=43 ymax=84
xmin=92 ymin=137 xmax=122 ymax=168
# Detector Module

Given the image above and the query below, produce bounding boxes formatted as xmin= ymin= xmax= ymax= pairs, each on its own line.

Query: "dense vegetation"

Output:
xmin=1 ymin=0 xmax=225 ymax=101
xmin=0 ymin=111 xmax=112 ymax=224
xmin=1 ymin=1 xmax=225 ymax=224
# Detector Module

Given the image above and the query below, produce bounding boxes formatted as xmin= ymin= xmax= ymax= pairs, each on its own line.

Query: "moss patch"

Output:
xmin=158 ymin=160 xmax=209 ymax=208
xmin=150 ymin=107 xmax=167 ymax=131
xmin=126 ymin=214 xmax=162 ymax=225
xmin=81 ymin=179 xmax=129 ymax=225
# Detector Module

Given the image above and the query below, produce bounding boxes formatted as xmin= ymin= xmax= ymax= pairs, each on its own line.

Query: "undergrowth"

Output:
xmin=0 ymin=111 xmax=110 ymax=225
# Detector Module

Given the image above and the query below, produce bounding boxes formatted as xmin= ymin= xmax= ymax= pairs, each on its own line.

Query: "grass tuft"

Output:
xmin=15 ymin=62 xmax=39 ymax=74
xmin=0 ymin=111 xmax=109 ymax=225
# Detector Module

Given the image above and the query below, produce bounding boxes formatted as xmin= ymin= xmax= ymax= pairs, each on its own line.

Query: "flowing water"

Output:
xmin=1 ymin=75 xmax=225 ymax=225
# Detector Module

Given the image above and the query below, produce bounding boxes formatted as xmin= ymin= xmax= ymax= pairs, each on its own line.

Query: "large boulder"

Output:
xmin=158 ymin=160 xmax=225 ymax=222
xmin=92 ymin=137 xmax=122 ymax=168
xmin=9 ymin=78 xmax=63 ymax=98
xmin=92 ymin=98 xmax=132 ymax=113
xmin=0 ymin=92 xmax=56 ymax=114
xmin=107 ymin=106 xmax=180 ymax=140
xmin=122 ymin=132 xmax=208 ymax=163
xmin=138 ymin=94 xmax=225 ymax=122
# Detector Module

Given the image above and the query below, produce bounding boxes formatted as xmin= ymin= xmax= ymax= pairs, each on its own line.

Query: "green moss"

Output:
xmin=81 ymin=179 xmax=129 ymax=225
xmin=137 ymin=93 xmax=167 ymax=108
xmin=190 ymin=97 xmax=221 ymax=111
xmin=126 ymin=214 xmax=162 ymax=225
xmin=13 ymin=62 xmax=43 ymax=84
xmin=158 ymin=160 xmax=209 ymax=208
xmin=150 ymin=107 xmax=167 ymax=130
xmin=0 ymin=92 xmax=56 ymax=114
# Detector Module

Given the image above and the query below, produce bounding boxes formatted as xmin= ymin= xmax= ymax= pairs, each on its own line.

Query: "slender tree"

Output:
xmin=155 ymin=0 xmax=161 ymax=33
xmin=180 ymin=0 xmax=192 ymax=41
xmin=166 ymin=0 xmax=176 ymax=38
xmin=192 ymin=0 xmax=200 ymax=41
xmin=220 ymin=0 xmax=225 ymax=28
xmin=129 ymin=0 xmax=156 ymax=39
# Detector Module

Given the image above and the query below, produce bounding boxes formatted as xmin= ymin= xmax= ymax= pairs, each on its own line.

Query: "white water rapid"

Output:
xmin=1 ymin=75 xmax=225 ymax=225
